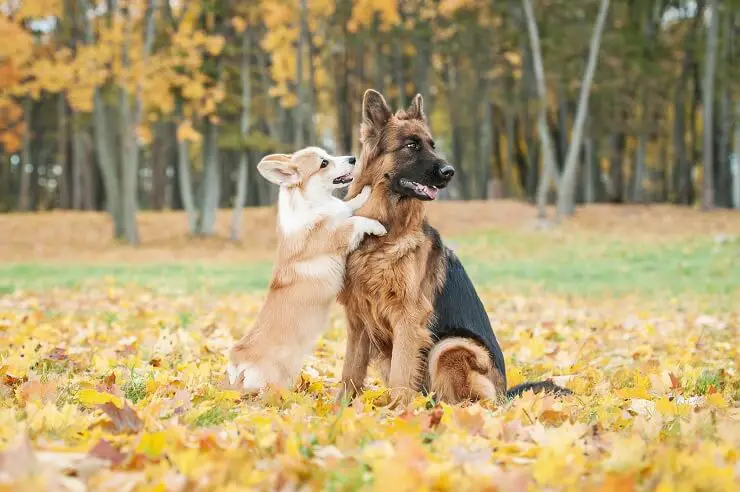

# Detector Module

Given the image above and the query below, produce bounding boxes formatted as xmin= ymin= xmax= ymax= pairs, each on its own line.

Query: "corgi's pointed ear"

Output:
xmin=257 ymin=154 xmax=299 ymax=186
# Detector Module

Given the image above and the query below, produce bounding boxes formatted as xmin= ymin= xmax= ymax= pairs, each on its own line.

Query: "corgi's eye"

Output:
xmin=406 ymin=142 xmax=420 ymax=151
xmin=320 ymin=159 xmax=329 ymax=168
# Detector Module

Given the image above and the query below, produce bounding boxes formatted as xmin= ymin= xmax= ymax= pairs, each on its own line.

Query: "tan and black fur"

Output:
xmin=337 ymin=90 xmax=570 ymax=406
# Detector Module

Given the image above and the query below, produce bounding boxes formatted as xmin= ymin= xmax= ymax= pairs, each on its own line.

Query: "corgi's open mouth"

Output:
xmin=399 ymin=178 xmax=439 ymax=200
xmin=333 ymin=174 xmax=353 ymax=185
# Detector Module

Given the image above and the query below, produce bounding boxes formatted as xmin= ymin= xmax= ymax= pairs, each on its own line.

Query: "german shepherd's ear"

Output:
xmin=407 ymin=94 xmax=425 ymax=121
xmin=257 ymin=154 xmax=299 ymax=186
xmin=362 ymin=89 xmax=392 ymax=133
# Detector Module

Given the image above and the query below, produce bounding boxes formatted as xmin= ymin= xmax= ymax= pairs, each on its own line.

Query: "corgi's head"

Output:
xmin=257 ymin=147 xmax=357 ymax=196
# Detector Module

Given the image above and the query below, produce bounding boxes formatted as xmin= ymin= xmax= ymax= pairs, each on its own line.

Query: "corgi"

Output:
xmin=225 ymin=147 xmax=386 ymax=392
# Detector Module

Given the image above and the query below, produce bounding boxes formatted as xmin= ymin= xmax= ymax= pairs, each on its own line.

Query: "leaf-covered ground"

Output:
xmin=1 ymin=205 xmax=739 ymax=491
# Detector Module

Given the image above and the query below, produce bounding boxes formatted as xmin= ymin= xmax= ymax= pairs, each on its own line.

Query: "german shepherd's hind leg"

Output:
xmin=428 ymin=337 xmax=506 ymax=405
xmin=337 ymin=314 xmax=371 ymax=404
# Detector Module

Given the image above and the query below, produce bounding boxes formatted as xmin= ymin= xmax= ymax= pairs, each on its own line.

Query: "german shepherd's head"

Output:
xmin=354 ymin=89 xmax=454 ymax=202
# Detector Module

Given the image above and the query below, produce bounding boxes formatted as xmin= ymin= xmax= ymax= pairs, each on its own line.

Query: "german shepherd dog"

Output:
xmin=337 ymin=90 xmax=570 ymax=406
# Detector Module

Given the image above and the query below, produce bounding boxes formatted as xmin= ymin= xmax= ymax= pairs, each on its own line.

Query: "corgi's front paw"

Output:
xmin=362 ymin=218 xmax=387 ymax=237
xmin=357 ymin=185 xmax=372 ymax=203
xmin=347 ymin=185 xmax=372 ymax=211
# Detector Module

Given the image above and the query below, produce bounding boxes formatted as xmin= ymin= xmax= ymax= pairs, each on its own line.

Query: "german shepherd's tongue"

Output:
xmin=423 ymin=185 xmax=439 ymax=200
xmin=412 ymin=181 xmax=438 ymax=199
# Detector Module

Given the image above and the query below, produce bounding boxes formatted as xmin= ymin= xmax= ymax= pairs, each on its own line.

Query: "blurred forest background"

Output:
xmin=1 ymin=0 xmax=739 ymax=245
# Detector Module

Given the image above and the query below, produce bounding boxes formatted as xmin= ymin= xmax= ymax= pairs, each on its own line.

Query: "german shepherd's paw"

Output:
xmin=387 ymin=388 xmax=415 ymax=409
xmin=336 ymin=382 xmax=362 ymax=405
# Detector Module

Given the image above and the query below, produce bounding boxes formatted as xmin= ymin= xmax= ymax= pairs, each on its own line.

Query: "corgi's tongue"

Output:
xmin=333 ymin=174 xmax=353 ymax=184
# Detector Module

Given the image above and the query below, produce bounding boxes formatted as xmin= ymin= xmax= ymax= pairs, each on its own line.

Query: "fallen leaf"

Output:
xmin=88 ymin=440 xmax=127 ymax=467
xmin=99 ymin=402 xmax=143 ymax=434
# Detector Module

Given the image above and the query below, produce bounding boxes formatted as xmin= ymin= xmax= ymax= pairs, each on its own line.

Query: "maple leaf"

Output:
xmin=98 ymin=402 xmax=143 ymax=434
xmin=88 ymin=440 xmax=127 ymax=467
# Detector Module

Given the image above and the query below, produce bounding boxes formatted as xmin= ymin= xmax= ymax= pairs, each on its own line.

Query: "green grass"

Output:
xmin=191 ymin=407 xmax=236 ymax=428
xmin=1 ymin=230 xmax=738 ymax=300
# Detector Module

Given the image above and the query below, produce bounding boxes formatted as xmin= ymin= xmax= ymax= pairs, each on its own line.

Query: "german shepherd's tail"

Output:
xmin=506 ymin=380 xmax=572 ymax=399
xmin=427 ymin=337 xmax=506 ymax=404
xmin=428 ymin=336 xmax=572 ymax=403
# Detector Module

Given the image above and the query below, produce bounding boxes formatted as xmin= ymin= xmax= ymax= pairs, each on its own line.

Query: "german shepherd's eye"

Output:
xmin=405 ymin=142 xmax=420 ymax=151
xmin=320 ymin=159 xmax=329 ymax=168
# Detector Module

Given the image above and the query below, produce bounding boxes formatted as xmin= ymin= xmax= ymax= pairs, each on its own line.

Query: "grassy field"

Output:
xmin=0 ymin=203 xmax=739 ymax=490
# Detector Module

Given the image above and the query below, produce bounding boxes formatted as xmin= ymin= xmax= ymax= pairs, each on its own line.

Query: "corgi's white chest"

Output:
xmin=278 ymin=190 xmax=352 ymax=236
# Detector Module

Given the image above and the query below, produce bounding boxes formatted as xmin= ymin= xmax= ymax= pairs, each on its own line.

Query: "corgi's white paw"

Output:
xmin=364 ymin=219 xmax=387 ymax=236
xmin=226 ymin=362 xmax=266 ymax=391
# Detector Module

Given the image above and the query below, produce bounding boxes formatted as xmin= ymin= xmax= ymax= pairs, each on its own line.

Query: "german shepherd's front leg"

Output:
xmin=337 ymin=313 xmax=371 ymax=404
xmin=387 ymin=314 xmax=431 ymax=408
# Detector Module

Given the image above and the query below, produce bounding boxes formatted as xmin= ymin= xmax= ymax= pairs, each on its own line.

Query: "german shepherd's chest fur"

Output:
xmin=341 ymin=219 xmax=443 ymax=357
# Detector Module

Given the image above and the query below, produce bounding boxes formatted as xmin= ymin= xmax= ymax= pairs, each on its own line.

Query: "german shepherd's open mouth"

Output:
xmin=398 ymin=178 xmax=440 ymax=200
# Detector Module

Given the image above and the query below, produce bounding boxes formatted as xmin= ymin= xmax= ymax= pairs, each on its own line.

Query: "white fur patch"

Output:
xmin=278 ymin=185 xmax=352 ymax=237
xmin=226 ymin=362 xmax=266 ymax=391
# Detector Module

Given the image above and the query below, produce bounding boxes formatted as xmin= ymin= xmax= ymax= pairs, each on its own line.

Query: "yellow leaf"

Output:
xmin=213 ymin=390 xmax=241 ymax=402
xmin=137 ymin=431 xmax=166 ymax=458
xmin=232 ymin=16 xmax=247 ymax=34
xmin=204 ymin=36 xmax=225 ymax=56
xmin=78 ymin=389 xmax=123 ymax=409
xmin=706 ymin=393 xmax=728 ymax=409
xmin=177 ymin=121 xmax=201 ymax=143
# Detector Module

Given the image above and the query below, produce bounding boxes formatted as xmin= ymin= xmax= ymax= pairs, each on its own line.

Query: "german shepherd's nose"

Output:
xmin=437 ymin=164 xmax=455 ymax=180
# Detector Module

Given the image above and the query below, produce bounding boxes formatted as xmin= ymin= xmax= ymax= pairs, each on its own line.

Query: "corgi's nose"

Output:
xmin=349 ymin=156 xmax=357 ymax=165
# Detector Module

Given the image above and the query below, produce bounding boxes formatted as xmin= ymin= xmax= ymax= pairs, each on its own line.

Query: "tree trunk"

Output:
xmin=299 ymin=0 xmax=316 ymax=144
xmin=701 ymin=0 xmax=719 ymax=210
xmin=608 ymin=130 xmax=625 ymax=203
xmin=556 ymin=0 xmax=610 ymax=218
xmin=444 ymin=56 xmax=467 ymax=199
xmin=479 ymin=86 xmax=493 ymax=199
xmin=393 ymin=36 xmax=406 ymax=108
xmin=672 ymin=0 xmax=704 ymax=205
xmin=72 ymin=121 xmax=85 ymax=209
xmin=231 ymin=30 xmax=252 ymax=242
xmin=198 ymin=119 xmax=220 ymax=236
xmin=149 ymin=122 xmax=167 ymax=210
xmin=522 ymin=0 xmax=560 ymax=220
xmin=333 ymin=1 xmax=352 ymax=154
xmin=717 ymin=9 xmax=732 ymax=208
xmin=18 ymin=98 xmax=33 ymax=211
xmin=733 ymin=102 xmax=740 ymax=209
xmin=556 ymin=80 xmax=569 ymax=168
xmin=57 ymin=93 xmax=71 ymax=209
xmin=584 ymin=134 xmax=595 ymax=204
xmin=80 ymin=0 xmax=124 ymax=236
xmin=505 ymin=103 xmax=517 ymax=198
xmin=294 ymin=2 xmax=307 ymax=148
xmin=119 ymin=0 xmax=157 ymax=244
